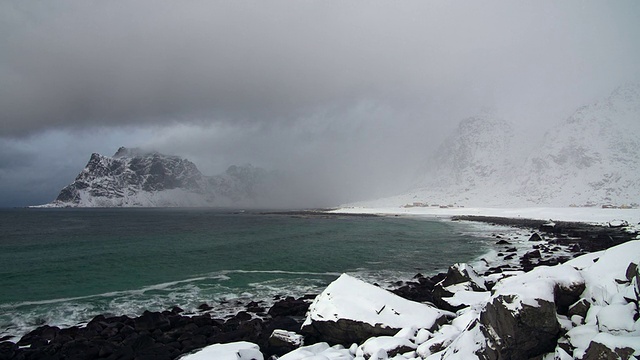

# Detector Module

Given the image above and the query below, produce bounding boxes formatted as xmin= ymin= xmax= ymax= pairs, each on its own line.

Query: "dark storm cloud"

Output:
xmin=3 ymin=0 xmax=638 ymax=137
xmin=1 ymin=1 xmax=640 ymax=207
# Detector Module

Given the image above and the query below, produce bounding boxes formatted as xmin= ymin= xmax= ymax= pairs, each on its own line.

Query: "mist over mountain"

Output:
xmin=515 ymin=83 xmax=640 ymax=206
xmin=38 ymin=83 xmax=640 ymax=209
xmin=353 ymin=83 xmax=640 ymax=208
xmin=44 ymin=147 xmax=275 ymax=207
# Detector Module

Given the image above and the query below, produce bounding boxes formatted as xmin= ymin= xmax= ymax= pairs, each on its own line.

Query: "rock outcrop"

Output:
xmin=300 ymin=274 xmax=452 ymax=345
xmin=47 ymin=147 xmax=271 ymax=207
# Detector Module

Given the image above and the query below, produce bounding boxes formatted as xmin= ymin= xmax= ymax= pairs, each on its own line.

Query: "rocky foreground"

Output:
xmin=1 ymin=218 xmax=638 ymax=360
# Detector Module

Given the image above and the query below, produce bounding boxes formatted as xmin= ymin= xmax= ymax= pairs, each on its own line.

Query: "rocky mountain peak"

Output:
xmin=49 ymin=150 xmax=273 ymax=207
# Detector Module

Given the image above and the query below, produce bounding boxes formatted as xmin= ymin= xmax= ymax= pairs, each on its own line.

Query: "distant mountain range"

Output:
xmin=356 ymin=83 xmax=640 ymax=208
xmin=43 ymin=147 xmax=272 ymax=207
xmin=43 ymin=83 xmax=640 ymax=208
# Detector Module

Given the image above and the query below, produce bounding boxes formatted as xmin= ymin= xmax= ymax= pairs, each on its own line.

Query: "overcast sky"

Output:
xmin=1 ymin=1 xmax=639 ymax=207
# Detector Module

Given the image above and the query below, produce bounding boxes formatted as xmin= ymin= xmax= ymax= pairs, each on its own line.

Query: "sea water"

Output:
xmin=0 ymin=208 xmax=494 ymax=339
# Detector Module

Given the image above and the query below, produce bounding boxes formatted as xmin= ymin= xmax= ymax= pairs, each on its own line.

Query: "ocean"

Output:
xmin=0 ymin=208 xmax=495 ymax=340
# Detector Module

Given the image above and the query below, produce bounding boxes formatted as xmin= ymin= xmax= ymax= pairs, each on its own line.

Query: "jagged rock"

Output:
xmin=479 ymin=295 xmax=560 ymax=359
xmin=568 ymin=298 xmax=591 ymax=319
xmin=524 ymin=249 xmax=542 ymax=259
xmin=267 ymin=296 xmax=312 ymax=318
xmin=554 ymin=282 xmax=586 ymax=316
xmin=432 ymin=264 xmax=488 ymax=312
xmin=391 ymin=272 xmax=443 ymax=304
xmin=582 ymin=340 xmax=635 ymax=360
xmin=46 ymin=147 xmax=272 ymax=207
xmin=626 ymin=262 xmax=638 ymax=282
xmin=529 ymin=233 xmax=543 ymax=242
xmin=438 ymin=263 xmax=487 ymax=291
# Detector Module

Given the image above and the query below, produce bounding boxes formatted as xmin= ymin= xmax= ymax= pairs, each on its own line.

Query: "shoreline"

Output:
xmin=2 ymin=209 xmax=638 ymax=359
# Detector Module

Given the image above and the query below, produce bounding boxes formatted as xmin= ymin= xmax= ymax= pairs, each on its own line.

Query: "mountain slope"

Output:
xmin=516 ymin=83 xmax=640 ymax=206
xmin=47 ymin=147 xmax=270 ymax=207
xmin=354 ymin=83 xmax=640 ymax=208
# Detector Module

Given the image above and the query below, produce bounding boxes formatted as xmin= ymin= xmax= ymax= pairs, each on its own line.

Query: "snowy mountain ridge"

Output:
xmin=45 ymin=147 xmax=270 ymax=207
xmin=357 ymin=83 xmax=640 ymax=208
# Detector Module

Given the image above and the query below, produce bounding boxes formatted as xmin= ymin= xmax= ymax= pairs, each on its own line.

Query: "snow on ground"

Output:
xmin=332 ymin=206 xmax=640 ymax=227
xmin=177 ymin=341 xmax=263 ymax=360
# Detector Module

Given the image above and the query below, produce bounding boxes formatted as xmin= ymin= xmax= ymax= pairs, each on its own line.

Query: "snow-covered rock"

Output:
xmin=357 ymin=336 xmax=416 ymax=359
xmin=432 ymin=263 xmax=489 ymax=312
xmin=301 ymin=274 xmax=452 ymax=345
xmin=277 ymin=342 xmax=353 ymax=360
xmin=43 ymin=147 xmax=272 ymax=207
xmin=430 ymin=240 xmax=640 ymax=360
xmin=177 ymin=341 xmax=263 ymax=360
xmin=268 ymin=329 xmax=305 ymax=354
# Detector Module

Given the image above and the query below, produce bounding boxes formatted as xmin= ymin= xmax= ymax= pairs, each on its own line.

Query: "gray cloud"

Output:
xmin=1 ymin=1 xmax=639 ymax=206
xmin=2 ymin=1 xmax=639 ymax=136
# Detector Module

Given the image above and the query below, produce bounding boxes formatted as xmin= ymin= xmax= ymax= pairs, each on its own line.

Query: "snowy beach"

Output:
xmin=331 ymin=206 xmax=640 ymax=228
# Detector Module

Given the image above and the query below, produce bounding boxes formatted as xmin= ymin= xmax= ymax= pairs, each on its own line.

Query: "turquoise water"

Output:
xmin=0 ymin=208 xmax=491 ymax=339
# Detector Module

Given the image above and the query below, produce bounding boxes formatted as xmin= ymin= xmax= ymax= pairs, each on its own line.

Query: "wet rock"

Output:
xmin=267 ymin=296 xmax=312 ymax=318
xmin=523 ymin=249 xmax=541 ymax=259
xmin=0 ymin=342 xmax=17 ymax=360
xmin=134 ymin=311 xmax=170 ymax=331
xmin=246 ymin=301 xmax=266 ymax=314
xmin=391 ymin=272 xmax=442 ymax=303
xmin=529 ymin=233 xmax=543 ymax=242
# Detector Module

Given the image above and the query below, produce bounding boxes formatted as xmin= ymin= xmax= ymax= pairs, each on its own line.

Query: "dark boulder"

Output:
xmin=0 ymin=342 xmax=17 ymax=360
xmin=529 ymin=233 xmax=543 ymax=242
xmin=267 ymin=296 xmax=312 ymax=318
xmin=523 ymin=250 xmax=541 ymax=259
xmin=582 ymin=340 xmax=635 ymax=360
xmin=438 ymin=263 xmax=486 ymax=291
xmin=266 ymin=329 xmax=304 ymax=356
xmin=478 ymin=295 xmax=560 ymax=359
xmin=134 ymin=311 xmax=170 ymax=331
xmin=301 ymin=318 xmax=399 ymax=346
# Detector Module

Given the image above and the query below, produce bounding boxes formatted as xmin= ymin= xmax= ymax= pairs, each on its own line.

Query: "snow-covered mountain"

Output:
xmin=516 ymin=83 xmax=640 ymax=206
xmin=411 ymin=112 xmax=521 ymax=205
xmin=353 ymin=83 xmax=640 ymax=208
xmin=45 ymin=147 xmax=271 ymax=207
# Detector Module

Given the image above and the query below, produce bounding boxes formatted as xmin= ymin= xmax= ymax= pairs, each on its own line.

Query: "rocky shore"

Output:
xmin=1 ymin=216 xmax=638 ymax=360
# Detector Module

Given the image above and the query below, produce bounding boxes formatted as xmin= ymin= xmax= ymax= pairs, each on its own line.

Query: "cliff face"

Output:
xmin=51 ymin=147 xmax=268 ymax=207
